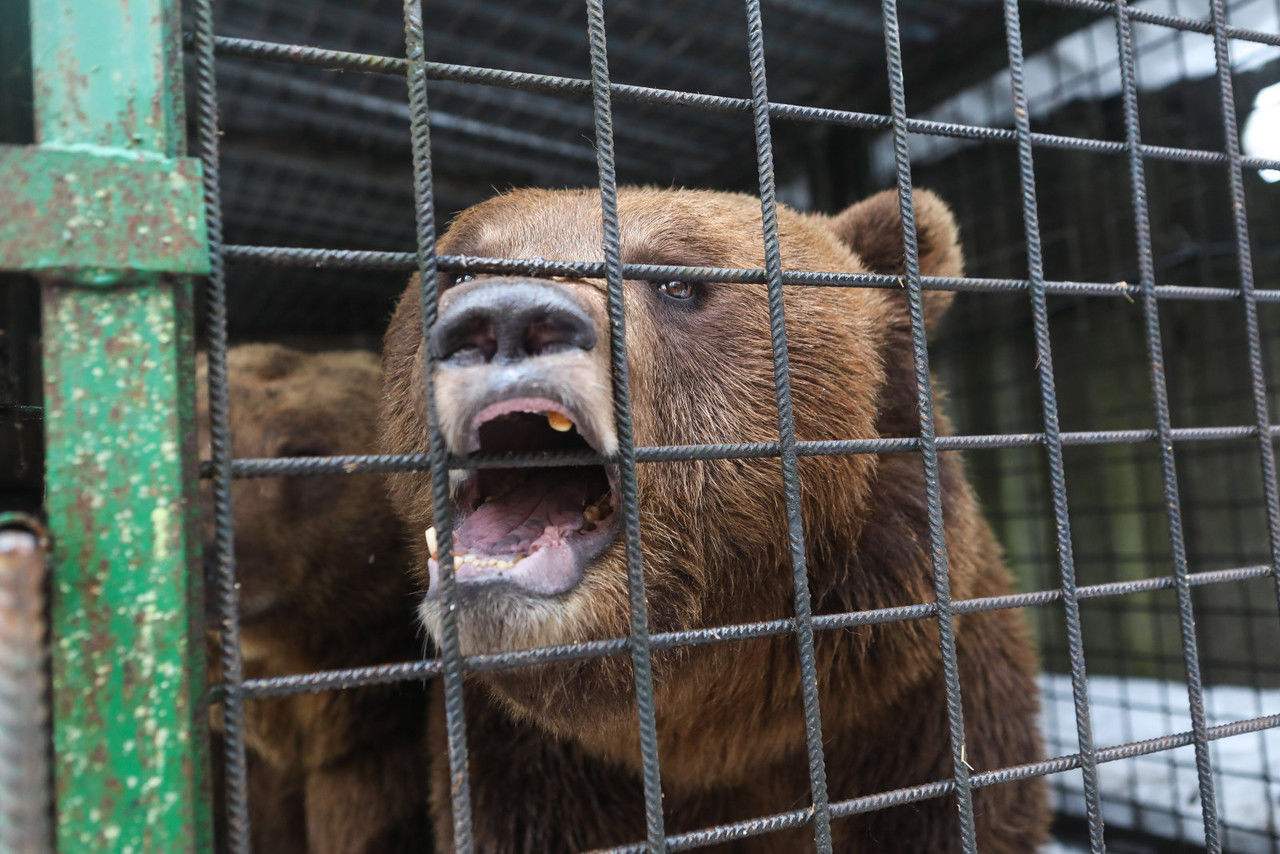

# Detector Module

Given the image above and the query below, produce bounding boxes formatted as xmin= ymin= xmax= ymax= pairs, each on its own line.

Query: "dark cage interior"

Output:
xmin=3 ymin=0 xmax=1279 ymax=850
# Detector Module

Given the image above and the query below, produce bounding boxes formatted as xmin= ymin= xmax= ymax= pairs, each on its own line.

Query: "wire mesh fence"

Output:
xmin=176 ymin=0 xmax=1280 ymax=851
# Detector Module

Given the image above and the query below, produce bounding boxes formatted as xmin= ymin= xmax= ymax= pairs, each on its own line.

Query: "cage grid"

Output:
xmin=179 ymin=0 xmax=1280 ymax=852
xmin=1 ymin=0 xmax=1279 ymax=849
xmin=909 ymin=3 xmax=1280 ymax=845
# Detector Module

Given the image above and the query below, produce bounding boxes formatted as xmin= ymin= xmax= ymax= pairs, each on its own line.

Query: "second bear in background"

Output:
xmin=200 ymin=344 xmax=431 ymax=853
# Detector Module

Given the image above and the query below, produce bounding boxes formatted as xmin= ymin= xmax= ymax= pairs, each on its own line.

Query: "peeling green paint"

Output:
xmin=31 ymin=0 xmax=186 ymax=156
xmin=0 ymin=146 xmax=209 ymax=278
xmin=26 ymin=0 xmax=212 ymax=849
xmin=43 ymin=281 xmax=208 ymax=852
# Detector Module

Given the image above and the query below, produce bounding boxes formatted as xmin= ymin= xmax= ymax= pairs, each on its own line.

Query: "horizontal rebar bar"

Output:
xmin=193 ymin=34 xmax=1280 ymax=173
xmin=1034 ymin=0 xmax=1280 ymax=47
xmin=210 ymin=423 xmax=1280 ymax=479
xmin=594 ymin=711 xmax=1280 ymax=852
xmin=219 ymin=563 xmax=1270 ymax=701
xmin=221 ymin=244 xmax=1280 ymax=302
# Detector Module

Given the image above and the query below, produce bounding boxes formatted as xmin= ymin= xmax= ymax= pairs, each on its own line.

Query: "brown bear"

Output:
xmin=378 ymin=188 xmax=1049 ymax=852
xmin=198 ymin=344 xmax=431 ymax=853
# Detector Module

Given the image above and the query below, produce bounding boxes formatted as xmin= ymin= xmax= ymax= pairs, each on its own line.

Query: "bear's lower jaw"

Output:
xmin=423 ymin=525 xmax=611 ymax=599
xmin=416 ymin=560 xmax=618 ymax=656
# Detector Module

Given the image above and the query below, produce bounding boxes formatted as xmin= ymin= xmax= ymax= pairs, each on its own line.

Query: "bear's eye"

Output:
xmin=655 ymin=280 xmax=696 ymax=301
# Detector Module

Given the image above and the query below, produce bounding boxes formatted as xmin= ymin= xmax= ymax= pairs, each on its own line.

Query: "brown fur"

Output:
xmin=378 ymin=188 xmax=1048 ymax=851
xmin=199 ymin=344 xmax=431 ymax=853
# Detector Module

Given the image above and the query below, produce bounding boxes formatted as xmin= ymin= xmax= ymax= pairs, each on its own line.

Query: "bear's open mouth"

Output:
xmin=426 ymin=397 xmax=619 ymax=598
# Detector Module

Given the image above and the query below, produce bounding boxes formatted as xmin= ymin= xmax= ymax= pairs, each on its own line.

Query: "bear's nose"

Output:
xmin=431 ymin=279 xmax=597 ymax=365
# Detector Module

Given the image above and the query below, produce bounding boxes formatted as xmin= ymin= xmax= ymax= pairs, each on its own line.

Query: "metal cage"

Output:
xmin=2 ymin=0 xmax=1279 ymax=851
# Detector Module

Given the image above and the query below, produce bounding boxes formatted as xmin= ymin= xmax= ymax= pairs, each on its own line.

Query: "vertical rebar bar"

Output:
xmin=999 ymin=0 xmax=1106 ymax=849
xmin=1204 ymin=0 xmax=1280 ymax=627
xmin=878 ymin=0 xmax=978 ymax=849
xmin=740 ymin=1 xmax=833 ymax=849
xmin=403 ymin=0 xmax=475 ymax=849
xmin=1111 ymin=1 xmax=1222 ymax=849
xmin=1204 ymin=6 xmax=1280 ymax=847
xmin=582 ymin=0 xmax=668 ymax=850
xmin=190 ymin=0 xmax=252 ymax=848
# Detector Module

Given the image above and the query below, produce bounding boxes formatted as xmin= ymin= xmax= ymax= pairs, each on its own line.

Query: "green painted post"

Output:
xmin=0 ymin=0 xmax=213 ymax=849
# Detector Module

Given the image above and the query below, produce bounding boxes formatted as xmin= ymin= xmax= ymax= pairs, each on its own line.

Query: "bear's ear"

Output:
xmin=828 ymin=188 xmax=963 ymax=334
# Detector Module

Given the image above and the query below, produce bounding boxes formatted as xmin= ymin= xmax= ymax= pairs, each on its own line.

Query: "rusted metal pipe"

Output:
xmin=0 ymin=513 xmax=53 ymax=854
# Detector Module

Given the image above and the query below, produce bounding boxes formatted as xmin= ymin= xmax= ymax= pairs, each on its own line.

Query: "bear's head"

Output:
xmin=379 ymin=187 xmax=962 ymax=738
xmin=199 ymin=344 xmax=411 ymax=660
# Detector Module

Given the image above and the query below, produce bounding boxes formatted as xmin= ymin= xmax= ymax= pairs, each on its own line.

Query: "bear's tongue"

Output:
xmin=456 ymin=469 xmax=603 ymax=556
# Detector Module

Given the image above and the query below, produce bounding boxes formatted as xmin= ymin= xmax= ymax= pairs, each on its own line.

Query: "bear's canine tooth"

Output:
xmin=425 ymin=526 xmax=438 ymax=558
xmin=547 ymin=411 xmax=573 ymax=432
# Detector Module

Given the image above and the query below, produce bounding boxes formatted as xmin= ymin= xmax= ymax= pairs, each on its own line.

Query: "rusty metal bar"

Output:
xmin=0 ymin=514 xmax=53 ymax=854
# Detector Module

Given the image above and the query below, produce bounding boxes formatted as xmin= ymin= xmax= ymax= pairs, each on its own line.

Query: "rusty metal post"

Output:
xmin=0 ymin=514 xmax=53 ymax=854
xmin=0 ymin=0 xmax=213 ymax=849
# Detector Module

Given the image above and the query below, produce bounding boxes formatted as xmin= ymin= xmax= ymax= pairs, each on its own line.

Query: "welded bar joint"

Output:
xmin=583 ymin=0 xmax=669 ymax=847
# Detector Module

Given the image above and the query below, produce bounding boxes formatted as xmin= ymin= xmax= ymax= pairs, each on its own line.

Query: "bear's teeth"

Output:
xmin=459 ymin=554 xmax=523 ymax=570
xmin=430 ymin=541 xmax=529 ymax=571
xmin=582 ymin=504 xmax=601 ymax=523
xmin=547 ymin=411 xmax=573 ymax=432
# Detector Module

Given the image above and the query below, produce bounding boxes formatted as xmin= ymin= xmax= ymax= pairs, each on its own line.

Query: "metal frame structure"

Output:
xmin=3 ymin=0 xmax=1280 ymax=850
xmin=0 ymin=0 xmax=211 ymax=850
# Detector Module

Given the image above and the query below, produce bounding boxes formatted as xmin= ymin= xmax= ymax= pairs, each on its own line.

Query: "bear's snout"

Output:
xmin=428 ymin=277 xmax=617 ymax=461
xmin=431 ymin=277 xmax=597 ymax=365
